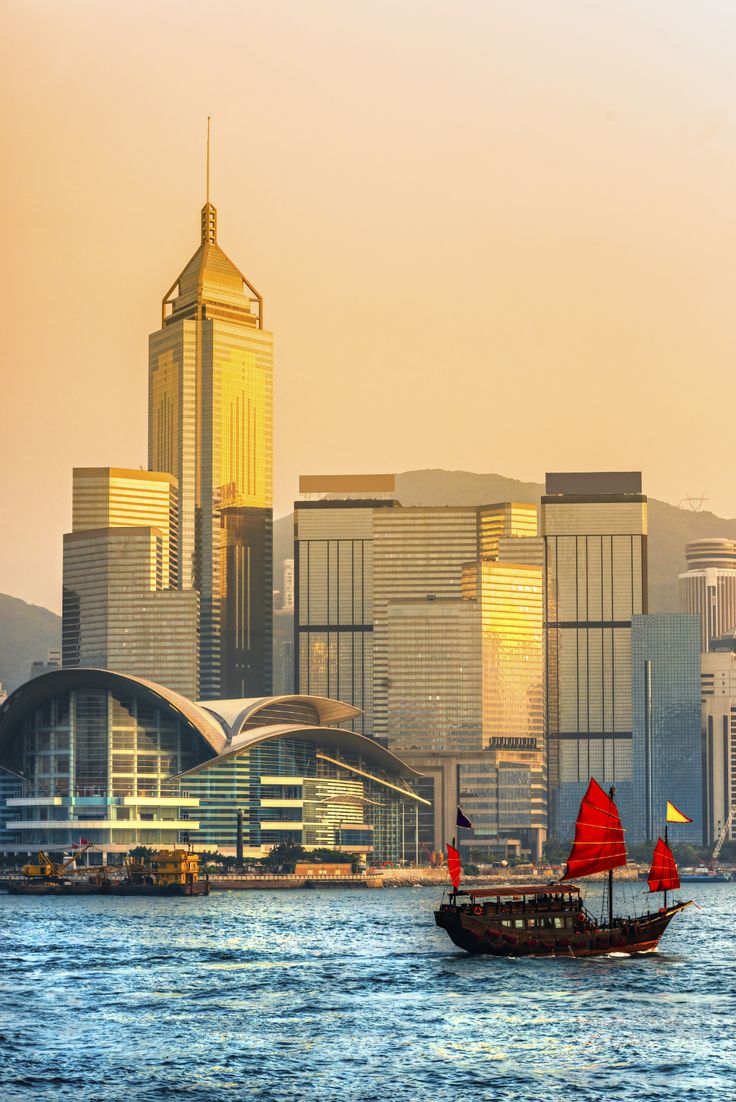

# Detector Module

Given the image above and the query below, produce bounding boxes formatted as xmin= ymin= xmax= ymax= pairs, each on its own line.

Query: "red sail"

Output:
xmin=446 ymin=844 xmax=462 ymax=891
xmin=647 ymin=837 xmax=680 ymax=893
xmin=561 ymin=778 xmax=628 ymax=880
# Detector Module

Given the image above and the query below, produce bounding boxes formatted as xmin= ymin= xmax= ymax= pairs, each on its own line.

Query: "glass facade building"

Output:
xmin=631 ymin=614 xmax=702 ymax=844
xmin=0 ymin=671 xmax=204 ymax=853
xmin=397 ymin=748 xmax=546 ymax=862
xmin=0 ymin=670 xmax=424 ymax=864
xmin=542 ymin=472 xmax=647 ymax=840
xmin=476 ymin=560 xmax=545 ymax=750
xmin=374 ymin=506 xmax=485 ymax=743
xmin=386 ymin=598 xmax=482 ymax=752
xmin=149 ymin=198 xmax=273 ymax=699
xmin=295 ymin=481 xmax=398 ymax=737
xmin=63 ymin=468 xmax=199 ymax=699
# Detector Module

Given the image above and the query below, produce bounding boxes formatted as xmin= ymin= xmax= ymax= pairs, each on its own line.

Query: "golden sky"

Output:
xmin=2 ymin=1 xmax=735 ymax=612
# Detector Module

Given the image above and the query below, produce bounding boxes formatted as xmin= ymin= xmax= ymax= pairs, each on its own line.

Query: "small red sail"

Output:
xmin=561 ymin=778 xmax=628 ymax=880
xmin=647 ymin=837 xmax=680 ymax=893
xmin=446 ymin=844 xmax=462 ymax=891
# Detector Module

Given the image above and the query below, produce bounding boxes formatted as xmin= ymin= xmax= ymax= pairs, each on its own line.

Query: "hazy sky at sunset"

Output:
xmin=2 ymin=1 xmax=736 ymax=612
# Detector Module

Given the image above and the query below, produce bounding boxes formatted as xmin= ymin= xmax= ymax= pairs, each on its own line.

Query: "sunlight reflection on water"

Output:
xmin=0 ymin=884 xmax=734 ymax=1101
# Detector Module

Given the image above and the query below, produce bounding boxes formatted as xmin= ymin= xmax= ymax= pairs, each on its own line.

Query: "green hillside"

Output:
xmin=0 ymin=593 xmax=61 ymax=694
xmin=276 ymin=468 xmax=736 ymax=614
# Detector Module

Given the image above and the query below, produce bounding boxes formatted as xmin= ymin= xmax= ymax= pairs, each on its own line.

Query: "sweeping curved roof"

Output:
xmin=177 ymin=722 xmax=423 ymax=782
xmin=199 ymin=696 xmax=361 ymax=740
xmin=0 ymin=671 xmax=396 ymax=779
xmin=0 ymin=668 xmax=226 ymax=763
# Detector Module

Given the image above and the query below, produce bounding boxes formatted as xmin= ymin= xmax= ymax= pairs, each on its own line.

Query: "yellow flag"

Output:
xmin=666 ymin=801 xmax=692 ymax=824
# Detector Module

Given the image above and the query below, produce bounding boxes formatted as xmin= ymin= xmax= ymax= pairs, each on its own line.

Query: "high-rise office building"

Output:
xmin=542 ymin=472 xmax=647 ymax=840
xmin=630 ymin=613 xmax=702 ymax=845
xmin=295 ymin=484 xmax=546 ymax=858
xmin=149 ymin=177 xmax=273 ymax=699
xmin=475 ymin=559 xmax=545 ymax=751
xmin=294 ymin=475 xmax=397 ymax=736
xmin=62 ymin=468 xmax=199 ymax=698
xmin=386 ymin=596 xmax=482 ymax=752
xmin=374 ymin=505 xmax=511 ymax=743
xmin=701 ymin=633 xmax=736 ymax=844
xmin=679 ymin=538 xmax=736 ymax=653
xmin=282 ymin=559 xmax=295 ymax=611
xmin=70 ymin=468 xmax=180 ymax=587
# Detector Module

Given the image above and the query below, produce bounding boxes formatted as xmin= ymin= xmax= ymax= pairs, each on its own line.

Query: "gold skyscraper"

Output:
xmin=149 ymin=136 xmax=273 ymax=698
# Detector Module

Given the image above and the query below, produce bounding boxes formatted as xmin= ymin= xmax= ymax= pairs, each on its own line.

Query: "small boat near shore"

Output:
xmin=435 ymin=779 xmax=694 ymax=957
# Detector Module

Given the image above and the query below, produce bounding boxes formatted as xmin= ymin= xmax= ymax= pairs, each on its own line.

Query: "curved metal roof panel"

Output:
xmin=176 ymin=722 xmax=423 ymax=781
xmin=198 ymin=695 xmax=362 ymax=741
xmin=0 ymin=668 xmax=226 ymax=765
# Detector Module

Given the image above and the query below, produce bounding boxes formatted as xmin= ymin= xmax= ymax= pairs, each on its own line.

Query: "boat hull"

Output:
xmin=434 ymin=902 xmax=688 ymax=957
xmin=8 ymin=880 xmax=209 ymax=897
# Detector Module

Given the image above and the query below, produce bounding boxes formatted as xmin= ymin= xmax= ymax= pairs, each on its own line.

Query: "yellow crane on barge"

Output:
xmin=10 ymin=846 xmax=209 ymax=896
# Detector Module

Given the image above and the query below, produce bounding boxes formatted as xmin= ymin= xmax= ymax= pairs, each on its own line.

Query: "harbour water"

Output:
xmin=1 ymin=884 xmax=734 ymax=1101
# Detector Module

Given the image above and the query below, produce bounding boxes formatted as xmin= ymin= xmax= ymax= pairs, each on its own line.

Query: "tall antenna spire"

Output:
xmin=201 ymin=117 xmax=217 ymax=245
xmin=206 ymin=116 xmax=211 ymax=205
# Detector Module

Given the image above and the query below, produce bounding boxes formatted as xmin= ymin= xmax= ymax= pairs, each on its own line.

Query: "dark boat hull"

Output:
xmin=435 ymin=902 xmax=689 ymax=956
xmin=8 ymin=880 xmax=209 ymax=897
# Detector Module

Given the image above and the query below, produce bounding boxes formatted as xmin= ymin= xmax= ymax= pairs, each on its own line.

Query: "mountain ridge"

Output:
xmin=275 ymin=468 xmax=736 ymax=614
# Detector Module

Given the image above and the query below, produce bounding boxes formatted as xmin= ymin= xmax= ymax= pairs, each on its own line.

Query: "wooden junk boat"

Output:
xmin=435 ymin=779 xmax=693 ymax=957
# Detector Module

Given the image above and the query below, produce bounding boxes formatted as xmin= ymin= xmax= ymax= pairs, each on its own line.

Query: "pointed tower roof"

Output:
xmin=161 ymin=120 xmax=263 ymax=328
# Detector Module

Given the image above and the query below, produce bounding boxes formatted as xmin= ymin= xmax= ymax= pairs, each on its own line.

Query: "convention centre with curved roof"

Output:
xmin=0 ymin=668 xmax=427 ymax=862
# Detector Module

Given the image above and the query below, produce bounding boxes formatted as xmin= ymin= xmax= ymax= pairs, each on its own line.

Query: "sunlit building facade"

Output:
xmin=542 ymin=472 xmax=647 ymax=840
xmin=630 ymin=614 xmax=702 ymax=845
xmin=474 ymin=560 xmax=545 ymax=750
xmin=149 ymin=195 xmax=273 ymax=700
xmin=62 ymin=468 xmax=199 ymax=698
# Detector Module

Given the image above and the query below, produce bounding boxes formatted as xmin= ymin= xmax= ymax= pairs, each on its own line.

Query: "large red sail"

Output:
xmin=446 ymin=844 xmax=462 ymax=891
xmin=561 ymin=778 xmax=627 ymax=880
xmin=647 ymin=837 xmax=680 ymax=893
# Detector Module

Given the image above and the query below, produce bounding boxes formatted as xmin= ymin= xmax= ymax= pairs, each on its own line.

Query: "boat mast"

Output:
xmin=608 ymin=785 xmax=616 ymax=929
xmin=664 ymin=822 xmax=668 ymax=910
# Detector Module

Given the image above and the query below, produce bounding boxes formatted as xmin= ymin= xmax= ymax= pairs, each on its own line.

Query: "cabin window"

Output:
xmin=553 ymin=917 xmax=565 ymax=928
xmin=514 ymin=919 xmax=525 ymax=929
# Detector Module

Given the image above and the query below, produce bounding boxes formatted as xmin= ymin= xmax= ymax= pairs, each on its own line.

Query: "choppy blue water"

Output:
xmin=1 ymin=884 xmax=734 ymax=1102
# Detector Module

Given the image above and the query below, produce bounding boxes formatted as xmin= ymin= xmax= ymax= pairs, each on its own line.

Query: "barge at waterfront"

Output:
xmin=7 ymin=847 xmax=209 ymax=896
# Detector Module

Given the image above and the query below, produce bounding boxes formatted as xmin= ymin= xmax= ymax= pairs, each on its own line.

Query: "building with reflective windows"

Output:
xmin=679 ymin=538 xmax=736 ymax=653
xmin=631 ymin=614 xmax=702 ymax=844
xmin=701 ymin=633 xmax=736 ymax=844
xmin=294 ymin=476 xmax=398 ymax=737
xmin=397 ymin=747 xmax=546 ymax=862
xmin=386 ymin=597 xmax=482 ymax=753
xmin=149 ymin=186 xmax=273 ymax=700
xmin=473 ymin=559 xmax=545 ymax=751
xmin=0 ymin=670 xmax=425 ymax=864
xmin=373 ymin=503 xmax=537 ymax=744
xmin=542 ymin=472 xmax=647 ymax=840
xmin=62 ymin=468 xmax=199 ymax=699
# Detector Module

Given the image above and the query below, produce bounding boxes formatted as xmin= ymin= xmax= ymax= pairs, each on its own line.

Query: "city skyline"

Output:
xmin=5 ymin=3 xmax=736 ymax=613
